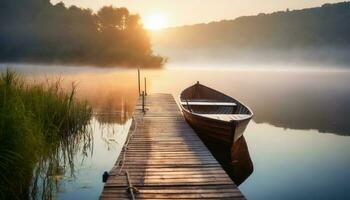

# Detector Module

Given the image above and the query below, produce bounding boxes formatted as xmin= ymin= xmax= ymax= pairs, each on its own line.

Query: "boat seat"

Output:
xmin=198 ymin=114 xmax=251 ymax=122
xmin=180 ymin=101 xmax=237 ymax=106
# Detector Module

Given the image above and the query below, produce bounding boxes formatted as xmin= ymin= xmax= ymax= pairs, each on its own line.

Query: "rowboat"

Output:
xmin=179 ymin=82 xmax=253 ymax=147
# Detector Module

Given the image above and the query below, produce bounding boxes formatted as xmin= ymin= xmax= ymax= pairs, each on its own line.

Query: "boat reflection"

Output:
xmin=230 ymin=137 xmax=254 ymax=185
xmin=197 ymin=134 xmax=253 ymax=186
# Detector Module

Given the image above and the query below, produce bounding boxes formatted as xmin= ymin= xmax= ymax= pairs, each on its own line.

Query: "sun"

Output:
xmin=144 ymin=14 xmax=168 ymax=30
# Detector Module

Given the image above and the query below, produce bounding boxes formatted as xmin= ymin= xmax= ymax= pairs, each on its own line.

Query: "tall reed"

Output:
xmin=0 ymin=70 xmax=92 ymax=199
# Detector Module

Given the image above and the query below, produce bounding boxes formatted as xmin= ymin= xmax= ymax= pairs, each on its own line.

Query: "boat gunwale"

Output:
xmin=180 ymin=104 xmax=252 ymax=125
xmin=178 ymin=83 xmax=254 ymax=124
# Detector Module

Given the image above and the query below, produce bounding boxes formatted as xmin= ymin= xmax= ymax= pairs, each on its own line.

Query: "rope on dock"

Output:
xmin=118 ymin=116 xmax=136 ymax=174
xmin=116 ymin=116 xmax=139 ymax=200
xmin=126 ymin=171 xmax=138 ymax=200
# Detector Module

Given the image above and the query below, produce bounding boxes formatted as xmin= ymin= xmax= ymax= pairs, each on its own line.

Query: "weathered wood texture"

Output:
xmin=100 ymin=94 xmax=246 ymax=200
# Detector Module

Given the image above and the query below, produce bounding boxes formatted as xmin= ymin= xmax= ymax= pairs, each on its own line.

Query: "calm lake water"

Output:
xmin=1 ymin=64 xmax=350 ymax=200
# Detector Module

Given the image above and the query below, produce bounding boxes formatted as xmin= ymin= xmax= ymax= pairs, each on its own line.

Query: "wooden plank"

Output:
xmin=100 ymin=94 xmax=246 ymax=200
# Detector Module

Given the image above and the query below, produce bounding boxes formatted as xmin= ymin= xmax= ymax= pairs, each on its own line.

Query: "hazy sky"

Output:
xmin=51 ymin=0 xmax=343 ymax=27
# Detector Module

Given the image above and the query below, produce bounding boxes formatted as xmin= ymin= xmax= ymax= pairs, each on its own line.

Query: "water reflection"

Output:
xmin=3 ymin=64 xmax=350 ymax=136
xmin=54 ymin=117 xmax=132 ymax=200
xmin=142 ymin=69 xmax=350 ymax=136
xmin=240 ymin=121 xmax=350 ymax=200
xmin=2 ymin=64 xmax=350 ymax=200
xmin=30 ymin=121 xmax=93 ymax=199
xmin=198 ymin=134 xmax=254 ymax=186
xmin=27 ymin=96 xmax=133 ymax=199
xmin=0 ymin=64 xmax=138 ymax=199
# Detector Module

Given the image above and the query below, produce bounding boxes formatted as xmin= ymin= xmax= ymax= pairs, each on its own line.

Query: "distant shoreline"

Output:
xmin=152 ymin=2 xmax=350 ymax=68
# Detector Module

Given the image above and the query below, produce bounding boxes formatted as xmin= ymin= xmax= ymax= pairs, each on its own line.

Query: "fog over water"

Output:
xmin=2 ymin=62 xmax=350 ymax=136
xmin=155 ymin=48 xmax=350 ymax=69
xmin=1 ymin=63 xmax=349 ymax=200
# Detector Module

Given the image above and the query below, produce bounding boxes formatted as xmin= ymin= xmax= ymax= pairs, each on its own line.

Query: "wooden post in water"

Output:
xmin=144 ymin=77 xmax=147 ymax=96
xmin=138 ymin=68 xmax=141 ymax=96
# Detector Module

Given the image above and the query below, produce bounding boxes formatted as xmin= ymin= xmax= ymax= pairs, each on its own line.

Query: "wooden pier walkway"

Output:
xmin=100 ymin=94 xmax=246 ymax=200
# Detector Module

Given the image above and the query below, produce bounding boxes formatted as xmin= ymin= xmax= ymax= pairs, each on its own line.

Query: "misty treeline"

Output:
xmin=153 ymin=2 xmax=350 ymax=65
xmin=0 ymin=0 xmax=165 ymax=67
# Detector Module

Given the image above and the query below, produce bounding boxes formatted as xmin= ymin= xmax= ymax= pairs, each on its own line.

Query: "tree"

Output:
xmin=0 ymin=0 xmax=165 ymax=67
xmin=97 ymin=6 xmax=130 ymax=31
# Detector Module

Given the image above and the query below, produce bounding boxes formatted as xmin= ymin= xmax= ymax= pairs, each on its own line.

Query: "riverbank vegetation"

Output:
xmin=0 ymin=70 xmax=92 ymax=199
xmin=0 ymin=0 xmax=166 ymax=68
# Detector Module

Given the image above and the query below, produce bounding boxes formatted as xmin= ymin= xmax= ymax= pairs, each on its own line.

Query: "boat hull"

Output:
xmin=182 ymin=108 xmax=251 ymax=146
xmin=180 ymin=82 xmax=253 ymax=152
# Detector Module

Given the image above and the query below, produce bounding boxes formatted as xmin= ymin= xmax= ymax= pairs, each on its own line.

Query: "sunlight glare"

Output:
xmin=144 ymin=14 xmax=168 ymax=30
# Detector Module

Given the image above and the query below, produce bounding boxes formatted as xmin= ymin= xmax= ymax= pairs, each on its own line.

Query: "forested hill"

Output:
xmin=152 ymin=2 xmax=350 ymax=66
xmin=0 ymin=0 xmax=165 ymax=68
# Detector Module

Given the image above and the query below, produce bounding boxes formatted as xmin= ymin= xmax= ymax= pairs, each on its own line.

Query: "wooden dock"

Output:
xmin=100 ymin=94 xmax=246 ymax=200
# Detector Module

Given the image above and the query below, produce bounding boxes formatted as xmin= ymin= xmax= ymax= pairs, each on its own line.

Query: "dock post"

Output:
xmin=144 ymin=77 xmax=147 ymax=96
xmin=138 ymin=69 xmax=141 ymax=96
xmin=142 ymin=91 xmax=145 ymax=113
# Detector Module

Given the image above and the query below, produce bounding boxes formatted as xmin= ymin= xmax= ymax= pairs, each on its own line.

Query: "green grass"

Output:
xmin=0 ymin=69 xmax=92 ymax=199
